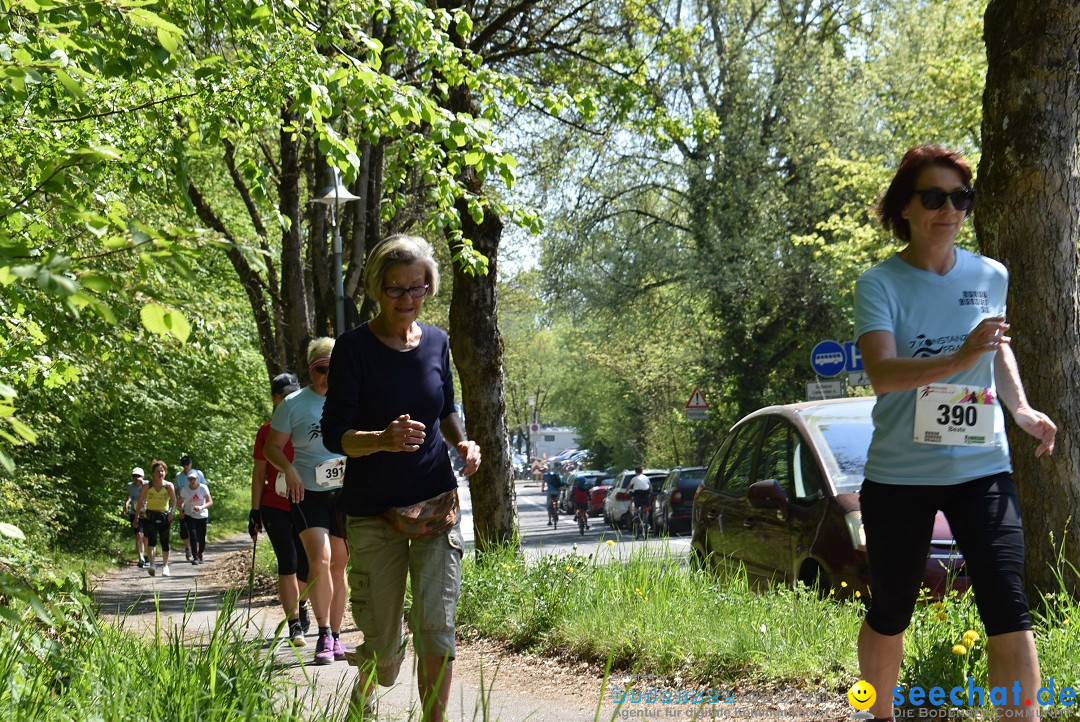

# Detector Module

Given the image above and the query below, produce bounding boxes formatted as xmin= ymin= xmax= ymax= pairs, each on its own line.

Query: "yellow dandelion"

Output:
xmin=565 ymin=566 xmax=574 ymax=572
xmin=935 ymin=612 xmax=948 ymax=622
xmin=605 ymin=540 xmax=615 ymax=547
xmin=841 ymin=581 xmax=848 ymax=588
xmin=952 ymin=644 xmax=968 ymax=655
xmin=962 ymin=637 xmax=975 ymax=648
xmin=962 ymin=630 xmax=980 ymax=643
xmin=1064 ymin=618 xmax=1071 ymax=626
xmin=829 ymin=588 xmax=836 ymax=596
xmin=933 ymin=602 xmax=944 ymax=611
xmin=854 ymin=591 xmax=862 ymax=599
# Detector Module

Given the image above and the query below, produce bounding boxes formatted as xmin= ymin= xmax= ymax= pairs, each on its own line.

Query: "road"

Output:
xmin=495 ymin=478 xmax=694 ymax=561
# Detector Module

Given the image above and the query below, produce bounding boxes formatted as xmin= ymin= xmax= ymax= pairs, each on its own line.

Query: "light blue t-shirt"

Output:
xmin=270 ymin=386 xmax=341 ymax=491
xmin=854 ymin=248 xmax=1012 ymax=485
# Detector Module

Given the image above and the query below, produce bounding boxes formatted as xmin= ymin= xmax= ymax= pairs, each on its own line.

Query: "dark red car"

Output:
xmin=691 ymin=397 xmax=968 ymax=600
xmin=588 ymin=476 xmax=613 ymax=517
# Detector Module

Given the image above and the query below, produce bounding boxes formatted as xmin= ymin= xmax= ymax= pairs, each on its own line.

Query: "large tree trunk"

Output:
xmin=441 ymin=1 xmax=517 ymax=551
xmin=977 ymin=0 xmax=1080 ymax=595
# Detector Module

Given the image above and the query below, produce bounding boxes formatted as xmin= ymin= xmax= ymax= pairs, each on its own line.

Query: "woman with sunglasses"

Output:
xmin=264 ymin=336 xmax=350 ymax=666
xmin=854 ymin=145 xmax=1057 ymax=722
xmin=321 ymin=234 xmax=481 ymax=720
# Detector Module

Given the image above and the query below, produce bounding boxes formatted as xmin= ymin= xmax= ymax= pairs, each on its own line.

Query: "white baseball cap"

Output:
xmin=132 ymin=467 xmax=145 ymax=477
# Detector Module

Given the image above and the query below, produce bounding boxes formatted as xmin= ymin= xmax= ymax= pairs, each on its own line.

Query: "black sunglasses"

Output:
xmin=312 ymin=365 xmax=329 ymax=375
xmin=914 ymin=187 xmax=975 ymax=212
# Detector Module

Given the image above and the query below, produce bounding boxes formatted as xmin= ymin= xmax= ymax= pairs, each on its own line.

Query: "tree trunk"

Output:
xmin=977 ymin=0 xmax=1080 ymax=595
xmin=279 ymin=108 xmax=314 ymax=375
xmin=448 ymin=187 xmax=516 ymax=553
xmin=440 ymin=1 xmax=517 ymax=550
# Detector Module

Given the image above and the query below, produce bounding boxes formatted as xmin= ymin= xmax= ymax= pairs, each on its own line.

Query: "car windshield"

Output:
xmin=677 ymin=471 xmax=706 ymax=489
xmin=801 ymin=400 xmax=875 ymax=495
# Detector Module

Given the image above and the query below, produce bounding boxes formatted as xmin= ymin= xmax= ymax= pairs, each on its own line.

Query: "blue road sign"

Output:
xmin=844 ymin=341 xmax=864 ymax=372
xmin=810 ymin=340 xmax=846 ymax=378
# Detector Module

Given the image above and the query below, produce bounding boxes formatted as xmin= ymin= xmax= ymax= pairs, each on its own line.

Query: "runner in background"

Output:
xmin=124 ymin=467 xmax=148 ymax=567
xmin=264 ymin=338 xmax=349 ymax=666
xmin=134 ymin=459 xmax=178 ymax=577
xmin=249 ymin=372 xmax=311 ymax=646
xmin=175 ymin=455 xmax=208 ymax=563
xmin=178 ymin=470 xmax=212 ymax=564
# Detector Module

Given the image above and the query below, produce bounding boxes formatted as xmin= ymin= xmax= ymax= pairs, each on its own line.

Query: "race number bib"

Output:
xmin=913 ymin=383 xmax=996 ymax=447
xmin=314 ymin=456 xmax=347 ymax=488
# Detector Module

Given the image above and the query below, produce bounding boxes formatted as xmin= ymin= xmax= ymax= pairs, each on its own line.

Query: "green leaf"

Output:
xmin=140 ymin=302 xmax=169 ymax=336
xmin=251 ymin=4 xmax=271 ymax=20
xmin=7 ymin=416 xmax=37 ymax=444
xmin=53 ymin=69 xmax=88 ymax=99
xmin=127 ymin=8 xmax=186 ymax=37
xmin=157 ymin=28 xmax=180 ymax=53
xmin=0 ymin=383 xmax=15 ymax=398
xmin=164 ymin=308 xmax=191 ymax=342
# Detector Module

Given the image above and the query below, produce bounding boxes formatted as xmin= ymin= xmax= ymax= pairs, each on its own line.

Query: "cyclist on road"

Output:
xmin=629 ymin=466 xmax=651 ymax=538
xmin=543 ymin=464 xmax=564 ymax=527
xmin=572 ymin=476 xmax=590 ymax=531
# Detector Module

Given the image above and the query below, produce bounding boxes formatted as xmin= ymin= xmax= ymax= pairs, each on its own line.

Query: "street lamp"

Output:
xmin=312 ymin=166 xmax=361 ymax=337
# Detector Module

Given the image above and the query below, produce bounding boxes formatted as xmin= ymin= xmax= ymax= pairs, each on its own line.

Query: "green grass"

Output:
xmin=459 ymin=538 xmax=1080 ymax=714
xmin=458 ymin=539 xmax=862 ymax=688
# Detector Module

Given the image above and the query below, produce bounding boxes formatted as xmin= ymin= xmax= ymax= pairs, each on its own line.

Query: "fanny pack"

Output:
xmin=379 ymin=489 xmax=459 ymax=539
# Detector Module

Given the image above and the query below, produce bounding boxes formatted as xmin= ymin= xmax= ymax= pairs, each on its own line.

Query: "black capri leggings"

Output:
xmin=861 ymin=472 xmax=1031 ymax=637
xmin=261 ymin=505 xmax=309 ymax=580
xmin=143 ymin=511 xmax=172 ymax=552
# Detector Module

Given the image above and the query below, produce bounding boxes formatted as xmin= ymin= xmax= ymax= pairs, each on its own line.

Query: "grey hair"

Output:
xmin=363 ymin=234 xmax=440 ymax=300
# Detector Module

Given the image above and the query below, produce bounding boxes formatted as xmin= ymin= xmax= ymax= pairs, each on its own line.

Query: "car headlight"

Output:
xmin=844 ymin=511 xmax=866 ymax=552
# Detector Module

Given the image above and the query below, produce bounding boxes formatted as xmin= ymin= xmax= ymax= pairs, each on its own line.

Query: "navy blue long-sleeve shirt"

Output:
xmin=321 ymin=321 xmax=457 ymax=516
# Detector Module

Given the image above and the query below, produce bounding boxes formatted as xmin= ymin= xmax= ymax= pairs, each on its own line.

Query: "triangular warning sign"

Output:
xmin=685 ymin=387 xmax=709 ymax=409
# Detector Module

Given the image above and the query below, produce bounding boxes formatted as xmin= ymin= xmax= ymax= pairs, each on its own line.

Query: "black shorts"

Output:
xmin=128 ymin=513 xmax=144 ymax=534
xmin=861 ymin=472 xmax=1031 ymax=637
xmin=262 ymin=505 xmax=309 ymax=580
xmin=291 ymin=488 xmax=344 ymax=538
xmin=143 ymin=511 xmax=172 ymax=552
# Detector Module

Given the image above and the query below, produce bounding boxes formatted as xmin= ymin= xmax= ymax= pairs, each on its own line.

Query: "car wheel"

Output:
xmin=799 ymin=563 xmax=832 ymax=598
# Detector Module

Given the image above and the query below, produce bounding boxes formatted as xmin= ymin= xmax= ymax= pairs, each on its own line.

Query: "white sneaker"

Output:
xmin=162 ymin=564 xmax=171 ymax=577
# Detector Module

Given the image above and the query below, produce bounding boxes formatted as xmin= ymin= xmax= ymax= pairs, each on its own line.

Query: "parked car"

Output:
xmin=559 ymin=470 xmax=606 ymax=513
xmin=691 ymin=397 xmax=968 ymax=600
xmin=652 ymin=466 xmax=707 ymax=535
xmin=603 ymin=468 xmax=669 ymax=529
xmin=588 ymin=476 xmax=613 ymax=517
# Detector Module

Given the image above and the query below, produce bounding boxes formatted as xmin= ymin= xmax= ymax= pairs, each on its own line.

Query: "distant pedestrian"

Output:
xmin=250 ymin=372 xmax=311 ymax=646
xmin=134 ymin=459 xmax=178 ymax=577
xmin=178 ymin=471 xmax=212 ymax=564
xmin=175 ymin=455 xmax=208 ymax=563
xmin=124 ymin=467 xmax=148 ymax=567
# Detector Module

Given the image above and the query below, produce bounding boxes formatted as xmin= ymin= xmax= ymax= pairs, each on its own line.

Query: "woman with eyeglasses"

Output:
xmin=264 ymin=336 xmax=350 ymax=666
xmin=854 ymin=145 xmax=1056 ymax=722
xmin=321 ymin=234 xmax=481 ymax=720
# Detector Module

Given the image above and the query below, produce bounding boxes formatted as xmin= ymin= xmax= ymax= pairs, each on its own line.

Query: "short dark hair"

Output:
xmin=635 ymin=466 xmax=644 ymax=474
xmin=877 ymin=145 xmax=974 ymax=242
xmin=179 ymin=455 xmax=192 ymax=466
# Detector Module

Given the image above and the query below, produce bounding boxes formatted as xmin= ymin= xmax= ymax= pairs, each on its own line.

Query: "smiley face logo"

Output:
xmin=847 ymin=680 xmax=876 ymax=711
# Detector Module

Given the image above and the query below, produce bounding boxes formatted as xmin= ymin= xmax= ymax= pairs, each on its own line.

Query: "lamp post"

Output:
xmin=312 ymin=167 xmax=361 ymax=337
